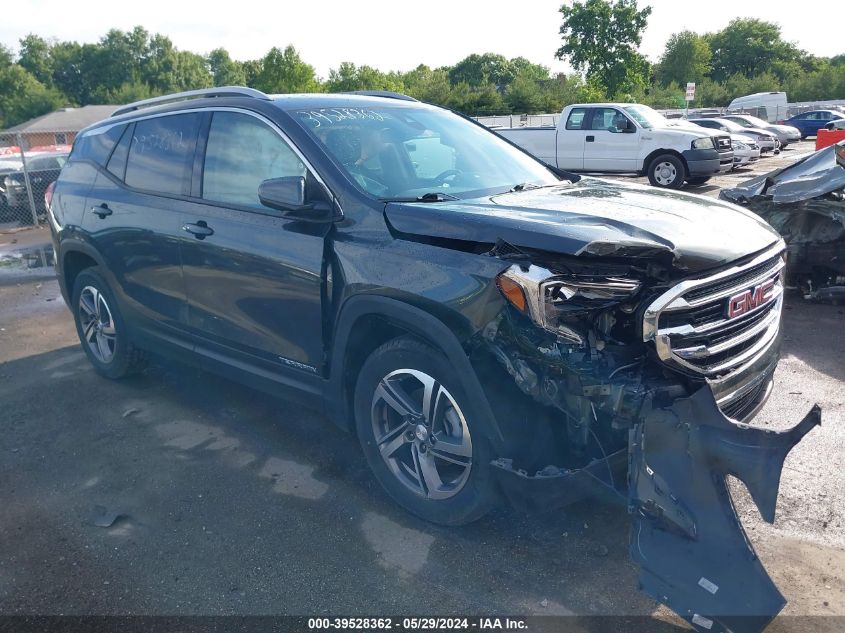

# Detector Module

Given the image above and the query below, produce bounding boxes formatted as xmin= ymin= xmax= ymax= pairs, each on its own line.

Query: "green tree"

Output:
xmin=254 ymin=46 xmax=319 ymax=94
xmin=656 ymin=31 xmax=711 ymax=87
xmin=0 ymin=64 xmax=63 ymax=128
xmin=401 ymin=65 xmax=452 ymax=106
xmin=18 ymin=34 xmax=54 ymax=87
xmin=555 ymin=0 xmax=652 ymax=96
xmin=449 ymin=53 xmax=515 ymax=87
xmin=49 ymin=42 xmax=101 ymax=105
xmin=325 ymin=62 xmax=403 ymax=92
xmin=707 ymin=19 xmax=802 ymax=82
xmin=208 ymin=48 xmax=246 ymax=86
xmin=505 ymin=72 xmax=546 ymax=113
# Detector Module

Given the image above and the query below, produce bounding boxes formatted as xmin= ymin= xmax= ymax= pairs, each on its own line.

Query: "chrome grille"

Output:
xmin=643 ymin=243 xmax=786 ymax=377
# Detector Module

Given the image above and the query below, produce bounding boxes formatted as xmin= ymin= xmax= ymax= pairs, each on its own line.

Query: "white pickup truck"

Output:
xmin=495 ymin=103 xmax=734 ymax=189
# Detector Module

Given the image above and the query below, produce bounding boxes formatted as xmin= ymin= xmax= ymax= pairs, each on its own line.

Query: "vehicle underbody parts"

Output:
xmin=720 ymin=142 xmax=845 ymax=302
xmin=478 ymin=252 xmax=821 ymax=631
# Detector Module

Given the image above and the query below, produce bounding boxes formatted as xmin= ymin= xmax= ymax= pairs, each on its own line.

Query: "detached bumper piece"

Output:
xmin=629 ymin=386 xmax=821 ymax=633
xmin=491 ymin=449 xmax=627 ymax=513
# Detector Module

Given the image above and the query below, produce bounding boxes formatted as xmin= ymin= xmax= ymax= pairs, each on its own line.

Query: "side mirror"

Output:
xmin=619 ymin=118 xmax=635 ymax=133
xmin=258 ymin=176 xmax=334 ymax=222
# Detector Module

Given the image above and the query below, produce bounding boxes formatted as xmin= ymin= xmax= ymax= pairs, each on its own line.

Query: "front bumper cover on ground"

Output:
xmin=492 ymin=385 xmax=820 ymax=633
xmin=630 ymin=386 xmax=820 ymax=633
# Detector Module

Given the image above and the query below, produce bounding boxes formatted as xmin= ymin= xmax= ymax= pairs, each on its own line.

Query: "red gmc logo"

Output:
xmin=727 ymin=279 xmax=776 ymax=319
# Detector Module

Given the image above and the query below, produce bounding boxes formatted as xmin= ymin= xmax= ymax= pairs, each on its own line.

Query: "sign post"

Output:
xmin=685 ymin=82 xmax=696 ymax=117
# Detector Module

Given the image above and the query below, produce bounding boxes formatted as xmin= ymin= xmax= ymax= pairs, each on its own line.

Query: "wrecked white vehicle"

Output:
xmin=720 ymin=141 xmax=845 ymax=302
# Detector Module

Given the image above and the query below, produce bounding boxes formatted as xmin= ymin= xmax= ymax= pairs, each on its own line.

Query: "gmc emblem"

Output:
xmin=727 ymin=279 xmax=776 ymax=319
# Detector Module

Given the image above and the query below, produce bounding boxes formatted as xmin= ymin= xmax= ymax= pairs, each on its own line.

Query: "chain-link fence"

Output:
xmin=0 ymin=130 xmax=74 ymax=231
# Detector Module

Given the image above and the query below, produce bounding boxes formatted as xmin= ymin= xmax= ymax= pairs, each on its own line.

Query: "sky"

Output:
xmin=1 ymin=0 xmax=841 ymax=78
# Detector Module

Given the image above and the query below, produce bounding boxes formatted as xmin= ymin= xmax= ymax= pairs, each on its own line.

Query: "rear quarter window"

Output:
xmin=70 ymin=125 xmax=125 ymax=166
xmin=565 ymin=108 xmax=589 ymax=130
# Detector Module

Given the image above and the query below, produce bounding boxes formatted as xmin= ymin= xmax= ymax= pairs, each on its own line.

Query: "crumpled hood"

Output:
xmin=385 ymin=178 xmax=781 ymax=273
xmin=721 ymin=141 xmax=845 ymax=204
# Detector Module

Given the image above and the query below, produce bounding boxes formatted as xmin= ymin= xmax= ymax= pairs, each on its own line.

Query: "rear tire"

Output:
xmin=72 ymin=267 xmax=142 ymax=379
xmin=647 ymin=154 xmax=685 ymax=189
xmin=354 ymin=336 xmax=497 ymax=526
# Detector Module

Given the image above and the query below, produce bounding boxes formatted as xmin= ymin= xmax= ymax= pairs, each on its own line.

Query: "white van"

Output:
xmin=727 ymin=92 xmax=788 ymax=123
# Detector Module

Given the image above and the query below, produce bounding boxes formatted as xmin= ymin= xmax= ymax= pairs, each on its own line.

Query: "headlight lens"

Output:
xmin=734 ymin=141 xmax=749 ymax=150
xmin=692 ymin=137 xmax=714 ymax=150
xmin=497 ymin=264 xmax=641 ymax=344
xmin=6 ymin=178 xmax=22 ymax=187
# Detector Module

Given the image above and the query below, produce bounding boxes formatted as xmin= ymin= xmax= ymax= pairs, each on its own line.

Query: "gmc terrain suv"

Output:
xmin=49 ymin=87 xmax=820 ymax=633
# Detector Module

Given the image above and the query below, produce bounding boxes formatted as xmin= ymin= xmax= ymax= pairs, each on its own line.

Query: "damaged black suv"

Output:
xmin=50 ymin=88 xmax=820 ymax=632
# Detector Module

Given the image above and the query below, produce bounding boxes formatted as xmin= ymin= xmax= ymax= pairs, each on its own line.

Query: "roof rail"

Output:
xmin=341 ymin=90 xmax=418 ymax=102
xmin=111 ymin=86 xmax=270 ymax=117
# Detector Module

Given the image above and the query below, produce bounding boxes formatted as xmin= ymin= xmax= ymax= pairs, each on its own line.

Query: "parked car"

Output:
xmin=495 ymin=103 xmax=732 ymax=189
xmin=50 ymin=87 xmax=819 ymax=633
xmin=784 ymin=110 xmax=845 ymax=138
xmin=3 ymin=152 xmax=68 ymax=215
xmin=728 ymin=134 xmax=761 ymax=167
xmin=689 ymin=117 xmax=780 ymax=153
xmin=723 ymin=114 xmax=801 ymax=147
xmin=727 ymin=91 xmax=788 ymax=123
xmin=824 ymin=118 xmax=845 ymax=131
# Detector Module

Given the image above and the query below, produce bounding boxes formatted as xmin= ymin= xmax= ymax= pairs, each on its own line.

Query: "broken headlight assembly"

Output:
xmin=496 ymin=264 xmax=641 ymax=344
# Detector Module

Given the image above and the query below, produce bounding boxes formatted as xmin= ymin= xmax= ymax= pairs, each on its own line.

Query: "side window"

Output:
xmin=125 ymin=114 xmax=201 ymax=195
xmin=107 ymin=124 xmax=134 ymax=181
xmin=202 ymin=111 xmax=306 ymax=211
xmin=589 ymin=108 xmax=630 ymax=132
xmin=565 ymin=108 xmax=588 ymax=130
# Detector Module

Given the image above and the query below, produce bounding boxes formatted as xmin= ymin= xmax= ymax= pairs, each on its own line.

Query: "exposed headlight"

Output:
xmin=734 ymin=141 xmax=749 ymax=150
xmin=692 ymin=137 xmax=714 ymax=150
xmin=496 ymin=264 xmax=641 ymax=345
xmin=6 ymin=178 xmax=23 ymax=187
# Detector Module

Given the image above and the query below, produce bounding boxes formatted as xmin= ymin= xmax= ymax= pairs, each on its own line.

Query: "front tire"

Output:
xmin=72 ymin=267 xmax=141 ymax=379
xmin=647 ymin=154 xmax=685 ymax=189
xmin=354 ymin=337 xmax=497 ymax=526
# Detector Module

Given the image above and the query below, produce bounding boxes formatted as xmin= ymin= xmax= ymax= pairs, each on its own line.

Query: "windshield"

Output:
xmin=732 ymin=115 xmax=770 ymax=128
xmin=709 ymin=118 xmax=746 ymax=133
xmin=622 ymin=105 xmax=668 ymax=130
xmin=293 ymin=105 xmax=560 ymax=199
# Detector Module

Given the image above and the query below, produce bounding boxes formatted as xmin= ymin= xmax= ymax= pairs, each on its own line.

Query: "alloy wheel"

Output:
xmin=78 ymin=286 xmax=117 ymax=363
xmin=370 ymin=369 xmax=473 ymax=500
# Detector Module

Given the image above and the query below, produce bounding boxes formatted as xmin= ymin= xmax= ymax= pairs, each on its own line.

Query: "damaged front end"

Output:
xmin=720 ymin=142 xmax=845 ymax=302
xmin=478 ymin=240 xmax=820 ymax=632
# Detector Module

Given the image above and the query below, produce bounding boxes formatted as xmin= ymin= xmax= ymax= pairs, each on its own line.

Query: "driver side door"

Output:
xmin=583 ymin=107 xmax=640 ymax=172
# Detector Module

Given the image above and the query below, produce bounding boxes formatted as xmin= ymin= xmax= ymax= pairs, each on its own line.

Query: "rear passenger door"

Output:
xmin=84 ymin=113 xmax=202 ymax=338
xmin=178 ymin=109 xmax=329 ymax=375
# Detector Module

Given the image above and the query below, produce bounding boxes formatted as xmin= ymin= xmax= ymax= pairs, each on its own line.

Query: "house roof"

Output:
xmin=2 ymin=105 xmax=116 ymax=134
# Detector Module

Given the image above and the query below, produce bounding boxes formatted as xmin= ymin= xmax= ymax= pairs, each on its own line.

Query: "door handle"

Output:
xmin=182 ymin=221 xmax=214 ymax=239
xmin=586 ymin=135 xmax=595 ymax=142
xmin=91 ymin=203 xmax=113 ymax=218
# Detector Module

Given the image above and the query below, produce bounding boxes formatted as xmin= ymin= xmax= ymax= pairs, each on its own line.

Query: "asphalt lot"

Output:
xmin=1 ymin=143 xmax=843 ymax=632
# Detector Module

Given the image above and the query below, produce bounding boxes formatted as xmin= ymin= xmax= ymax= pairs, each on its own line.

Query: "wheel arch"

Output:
xmin=642 ymin=148 xmax=688 ymax=178
xmin=327 ymin=295 xmax=503 ymax=446
xmin=58 ymin=240 xmax=107 ymax=305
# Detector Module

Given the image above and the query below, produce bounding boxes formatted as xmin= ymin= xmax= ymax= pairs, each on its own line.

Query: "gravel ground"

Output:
xmin=1 ymin=150 xmax=842 ymax=632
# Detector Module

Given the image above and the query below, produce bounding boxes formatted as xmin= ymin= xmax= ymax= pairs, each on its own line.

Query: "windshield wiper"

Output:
xmin=380 ymin=192 xmax=460 ymax=203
